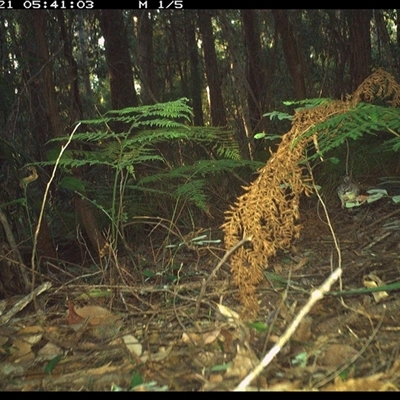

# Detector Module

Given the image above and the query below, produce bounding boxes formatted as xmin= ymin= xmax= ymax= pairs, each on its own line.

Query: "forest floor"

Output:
xmin=1 ymin=196 xmax=400 ymax=391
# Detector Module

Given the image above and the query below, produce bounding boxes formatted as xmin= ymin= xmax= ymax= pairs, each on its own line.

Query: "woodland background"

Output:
xmin=1 ymin=9 xmax=400 ymax=294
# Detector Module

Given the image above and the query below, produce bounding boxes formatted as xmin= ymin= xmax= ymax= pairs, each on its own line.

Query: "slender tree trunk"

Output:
xmin=271 ymin=9 xmax=307 ymax=99
xmin=326 ymin=10 xmax=348 ymax=98
xmin=218 ymin=11 xmax=253 ymax=158
xmin=241 ymin=10 xmax=267 ymax=130
xmin=57 ymin=11 xmax=108 ymax=258
xmin=397 ymin=10 xmax=400 ymax=77
xmin=99 ymin=10 xmax=138 ymax=113
xmin=57 ymin=11 xmax=83 ymax=122
xmin=197 ymin=10 xmax=227 ymax=127
xmin=19 ymin=11 xmax=59 ymax=262
xmin=374 ymin=10 xmax=395 ymax=72
xmin=347 ymin=9 xmax=372 ymax=91
xmin=136 ymin=10 xmax=158 ymax=104
xmin=76 ymin=12 xmax=92 ymax=98
xmin=185 ymin=10 xmax=203 ymax=126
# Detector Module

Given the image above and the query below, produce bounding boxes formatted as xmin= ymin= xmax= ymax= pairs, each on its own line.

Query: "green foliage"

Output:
xmin=293 ymin=101 xmax=400 ymax=160
xmin=36 ymin=98 xmax=259 ymax=246
xmin=263 ymin=110 xmax=294 ymax=121
xmin=283 ymin=98 xmax=331 ymax=109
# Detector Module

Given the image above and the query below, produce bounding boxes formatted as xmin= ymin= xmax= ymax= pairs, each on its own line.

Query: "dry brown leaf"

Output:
xmin=292 ymin=256 xmax=309 ymax=272
xmin=225 ymin=344 xmax=259 ymax=379
xmin=216 ymin=304 xmax=241 ymax=321
xmin=182 ymin=332 xmax=202 ymax=346
xmin=16 ymin=325 xmax=44 ymax=345
xmin=67 ymin=302 xmax=122 ymax=337
xmin=182 ymin=329 xmax=221 ymax=347
xmin=36 ymin=342 xmax=63 ymax=361
xmin=322 ymin=373 xmax=397 ymax=391
xmin=292 ymin=316 xmax=313 ymax=342
xmin=74 ymin=305 xmax=118 ymax=326
xmin=9 ymin=339 xmax=34 ymax=364
xmin=363 ymin=274 xmax=389 ymax=302
xmin=203 ymin=329 xmax=221 ymax=345
xmin=122 ymin=334 xmax=142 ymax=357
xmin=318 ymin=344 xmax=359 ymax=367
xmin=66 ymin=301 xmax=85 ymax=326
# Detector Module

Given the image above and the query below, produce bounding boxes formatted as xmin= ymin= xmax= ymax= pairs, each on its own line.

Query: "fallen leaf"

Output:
xmin=318 ymin=344 xmax=359 ymax=367
xmin=216 ymin=304 xmax=240 ymax=321
xmin=363 ymin=274 xmax=389 ymax=302
xmin=181 ymin=329 xmax=221 ymax=346
xmin=73 ymin=305 xmax=118 ymax=326
xmin=37 ymin=342 xmax=63 ymax=361
xmin=17 ymin=325 xmax=44 ymax=345
xmin=9 ymin=339 xmax=34 ymax=365
xmin=66 ymin=301 xmax=85 ymax=326
xmin=225 ymin=344 xmax=258 ymax=379
xmin=123 ymin=334 xmax=142 ymax=357
xmin=322 ymin=373 xmax=395 ymax=391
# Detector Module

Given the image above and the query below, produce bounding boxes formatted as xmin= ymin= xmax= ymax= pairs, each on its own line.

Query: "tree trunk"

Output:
xmin=197 ymin=10 xmax=227 ymax=127
xmin=185 ymin=10 xmax=204 ymax=126
xmin=218 ymin=11 xmax=253 ymax=158
xmin=19 ymin=10 xmax=59 ymax=262
xmin=347 ymin=9 xmax=372 ymax=91
xmin=374 ymin=10 xmax=395 ymax=73
xmin=99 ymin=10 xmax=138 ymax=113
xmin=57 ymin=11 xmax=83 ymax=123
xmin=271 ymin=9 xmax=307 ymax=99
xmin=57 ymin=11 xmax=108 ymax=258
xmin=136 ymin=10 xmax=158 ymax=104
xmin=76 ymin=12 xmax=92 ymax=98
xmin=241 ymin=10 xmax=267 ymax=130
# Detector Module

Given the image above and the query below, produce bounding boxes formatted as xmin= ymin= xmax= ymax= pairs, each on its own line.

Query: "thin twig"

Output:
xmin=234 ymin=267 xmax=342 ymax=391
xmin=0 ymin=209 xmax=30 ymax=290
xmin=193 ymin=235 xmax=252 ymax=319
xmin=234 ymin=167 xmax=344 ymax=390
xmin=31 ymin=123 xmax=81 ymax=306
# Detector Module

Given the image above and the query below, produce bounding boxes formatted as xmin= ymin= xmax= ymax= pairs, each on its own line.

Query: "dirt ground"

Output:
xmin=1 ymin=195 xmax=400 ymax=391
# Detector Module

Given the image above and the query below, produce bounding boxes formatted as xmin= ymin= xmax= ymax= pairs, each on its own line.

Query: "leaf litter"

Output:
xmin=1 ymin=208 xmax=400 ymax=391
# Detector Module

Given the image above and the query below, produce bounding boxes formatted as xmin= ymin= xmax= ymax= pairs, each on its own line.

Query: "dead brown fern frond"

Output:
xmin=222 ymin=69 xmax=400 ymax=317
xmin=351 ymin=68 xmax=400 ymax=106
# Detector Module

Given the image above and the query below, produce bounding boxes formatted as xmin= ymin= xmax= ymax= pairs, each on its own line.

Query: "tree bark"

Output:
xmin=347 ymin=9 xmax=372 ymax=91
xmin=19 ymin=11 xmax=59 ymax=262
xmin=99 ymin=10 xmax=138 ymax=113
xmin=241 ymin=10 xmax=267 ymax=130
xmin=271 ymin=9 xmax=307 ymax=100
xmin=57 ymin=11 xmax=84 ymax=123
xmin=218 ymin=11 xmax=253 ymax=158
xmin=57 ymin=11 xmax=107 ymax=258
xmin=136 ymin=10 xmax=158 ymax=104
xmin=374 ymin=10 xmax=395 ymax=73
xmin=197 ymin=10 xmax=227 ymax=127
xmin=185 ymin=10 xmax=204 ymax=126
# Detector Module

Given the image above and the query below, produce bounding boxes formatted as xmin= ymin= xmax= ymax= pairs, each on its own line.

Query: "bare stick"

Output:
xmin=235 ymin=167 xmax=343 ymax=390
xmin=0 ymin=209 xmax=30 ymax=290
xmin=31 ymin=123 xmax=81 ymax=298
xmin=234 ymin=267 xmax=342 ymax=391
xmin=193 ymin=235 xmax=252 ymax=319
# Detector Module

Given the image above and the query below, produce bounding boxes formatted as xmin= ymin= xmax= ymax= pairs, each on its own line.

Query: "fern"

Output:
xmin=291 ymin=101 xmax=400 ymax=160
xmin=173 ymin=180 xmax=208 ymax=211
xmin=36 ymin=98 xmax=260 ymax=248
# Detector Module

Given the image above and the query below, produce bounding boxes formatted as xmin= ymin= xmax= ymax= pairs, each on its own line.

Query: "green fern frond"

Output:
xmin=295 ymin=102 xmax=400 ymax=160
xmin=37 ymin=98 xmax=262 ymax=240
xmin=173 ymin=179 xmax=208 ymax=211
xmin=284 ymin=98 xmax=331 ymax=109
xmin=105 ymin=97 xmax=192 ymax=120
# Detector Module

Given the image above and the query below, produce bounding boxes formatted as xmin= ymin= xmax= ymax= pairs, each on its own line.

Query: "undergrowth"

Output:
xmin=37 ymin=98 xmax=262 ymax=258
